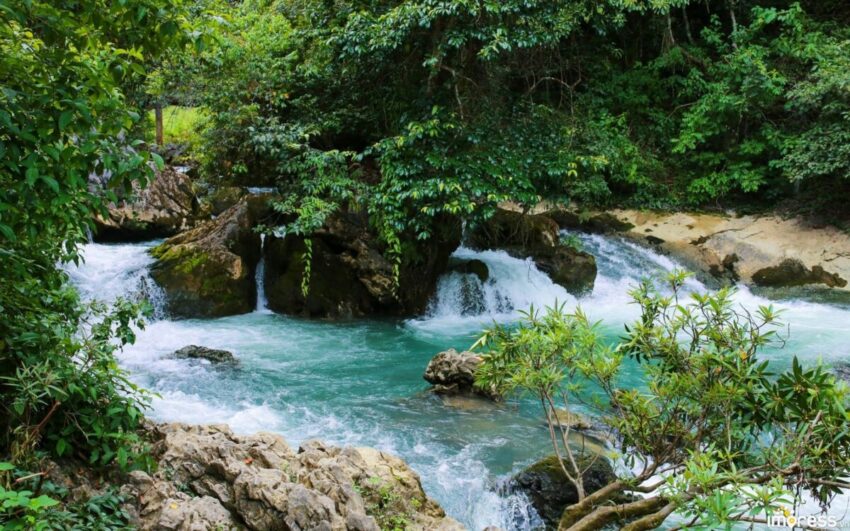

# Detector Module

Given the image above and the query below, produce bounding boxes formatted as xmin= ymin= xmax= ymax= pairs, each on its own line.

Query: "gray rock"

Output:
xmin=121 ymin=423 xmax=463 ymax=531
xmin=264 ymin=211 xmax=461 ymax=318
xmin=424 ymin=348 xmax=501 ymax=400
xmin=172 ymin=345 xmax=237 ymax=364
xmin=94 ymin=166 xmax=199 ymax=242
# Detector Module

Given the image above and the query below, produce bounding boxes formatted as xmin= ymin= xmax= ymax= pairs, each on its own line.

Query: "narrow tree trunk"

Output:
xmin=683 ymin=7 xmax=694 ymax=44
xmin=154 ymin=103 xmax=164 ymax=146
xmin=728 ymin=0 xmax=739 ymax=49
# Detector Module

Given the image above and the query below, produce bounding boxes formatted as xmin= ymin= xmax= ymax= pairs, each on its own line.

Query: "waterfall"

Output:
xmin=255 ymin=234 xmax=269 ymax=313
xmin=64 ymin=241 xmax=167 ymax=319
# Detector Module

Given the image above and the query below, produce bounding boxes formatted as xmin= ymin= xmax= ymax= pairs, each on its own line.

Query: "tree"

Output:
xmin=0 ymin=0 xmax=203 ymax=468
xmin=474 ymin=272 xmax=850 ymax=530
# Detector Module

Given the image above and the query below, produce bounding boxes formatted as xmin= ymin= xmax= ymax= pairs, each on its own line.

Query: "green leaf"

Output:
xmin=59 ymin=110 xmax=74 ymax=131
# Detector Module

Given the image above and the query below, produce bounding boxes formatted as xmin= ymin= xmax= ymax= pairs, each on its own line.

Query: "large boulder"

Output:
xmin=423 ymin=348 xmax=501 ymax=400
xmin=264 ymin=211 xmax=461 ymax=318
xmin=120 ymin=423 xmax=463 ymax=531
xmin=508 ymin=455 xmax=616 ymax=529
xmin=468 ymin=209 xmax=597 ymax=294
xmin=150 ymin=197 xmax=266 ymax=318
xmin=94 ymin=166 xmax=199 ymax=242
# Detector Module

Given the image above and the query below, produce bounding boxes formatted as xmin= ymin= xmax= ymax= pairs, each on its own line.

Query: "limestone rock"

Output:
xmin=560 ymin=208 xmax=850 ymax=292
xmin=94 ymin=166 xmax=198 ymax=242
xmin=468 ymin=209 xmax=597 ymax=295
xmin=549 ymin=409 xmax=592 ymax=431
xmin=424 ymin=349 xmax=500 ymax=400
xmin=150 ymin=197 xmax=264 ymax=318
xmin=120 ymin=423 xmax=463 ymax=531
xmin=264 ymin=211 xmax=461 ymax=318
xmin=172 ymin=345 xmax=237 ymax=364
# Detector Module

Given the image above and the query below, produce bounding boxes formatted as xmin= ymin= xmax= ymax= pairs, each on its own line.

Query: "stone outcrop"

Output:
xmin=172 ymin=345 xmax=237 ymax=364
xmin=468 ymin=209 xmax=597 ymax=294
xmin=120 ymin=423 xmax=463 ymax=531
xmin=548 ymin=207 xmax=850 ymax=292
xmin=264 ymin=212 xmax=461 ymax=318
xmin=94 ymin=166 xmax=199 ymax=242
xmin=150 ymin=197 xmax=268 ymax=318
xmin=423 ymin=349 xmax=501 ymax=400
xmin=507 ymin=455 xmax=617 ymax=529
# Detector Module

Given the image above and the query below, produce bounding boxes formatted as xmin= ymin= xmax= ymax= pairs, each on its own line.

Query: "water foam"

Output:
xmin=63 ymin=241 xmax=166 ymax=318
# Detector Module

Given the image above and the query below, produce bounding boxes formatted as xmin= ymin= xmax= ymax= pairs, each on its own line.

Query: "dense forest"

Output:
xmin=2 ymin=0 xmax=850 ymax=529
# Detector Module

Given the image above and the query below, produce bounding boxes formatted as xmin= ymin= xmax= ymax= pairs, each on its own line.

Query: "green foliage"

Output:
xmin=181 ymin=0 xmax=850 ymax=240
xmin=0 ymin=0 xmax=198 ymax=471
xmin=475 ymin=273 xmax=850 ymax=528
xmin=145 ymin=106 xmax=207 ymax=147
xmin=0 ymin=462 xmax=131 ymax=530
xmin=0 ymin=463 xmax=59 ymax=530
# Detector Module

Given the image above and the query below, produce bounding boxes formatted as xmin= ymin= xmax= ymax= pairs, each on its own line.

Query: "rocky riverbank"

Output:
xmin=51 ymin=423 xmax=464 ymax=531
xmin=551 ymin=207 xmax=850 ymax=292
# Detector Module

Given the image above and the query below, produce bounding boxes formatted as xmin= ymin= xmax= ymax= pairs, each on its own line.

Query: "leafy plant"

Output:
xmin=0 ymin=0 xmax=202 ymax=471
xmin=475 ymin=272 xmax=850 ymax=529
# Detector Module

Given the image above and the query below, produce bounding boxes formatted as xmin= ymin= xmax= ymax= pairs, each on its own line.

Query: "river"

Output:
xmin=65 ymin=231 xmax=850 ymax=530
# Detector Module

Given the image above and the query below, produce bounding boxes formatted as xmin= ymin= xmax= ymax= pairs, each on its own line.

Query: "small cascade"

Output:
xmin=64 ymin=241 xmax=167 ymax=319
xmin=413 ymin=247 xmax=574 ymax=333
xmin=255 ymin=234 xmax=269 ymax=313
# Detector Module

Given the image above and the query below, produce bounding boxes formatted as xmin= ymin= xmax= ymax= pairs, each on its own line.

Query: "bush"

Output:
xmin=475 ymin=272 xmax=850 ymax=529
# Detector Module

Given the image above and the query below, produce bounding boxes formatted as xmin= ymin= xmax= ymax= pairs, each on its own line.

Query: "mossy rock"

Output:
xmin=150 ymin=197 xmax=264 ymax=318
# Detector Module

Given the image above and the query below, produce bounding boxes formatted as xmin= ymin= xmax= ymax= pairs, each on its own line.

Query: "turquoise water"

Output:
xmin=65 ymin=233 xmax=850 ymax=530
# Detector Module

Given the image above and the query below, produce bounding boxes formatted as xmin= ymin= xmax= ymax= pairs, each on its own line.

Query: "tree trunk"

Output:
xmin=155 ymin=103 xmax=164 ymax=146
xmin=563 ymin=496 xmax=668 ymax=531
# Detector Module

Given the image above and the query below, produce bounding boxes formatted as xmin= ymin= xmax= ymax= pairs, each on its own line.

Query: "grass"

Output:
xmin=147 ymin=105 xmax=205 ymax=146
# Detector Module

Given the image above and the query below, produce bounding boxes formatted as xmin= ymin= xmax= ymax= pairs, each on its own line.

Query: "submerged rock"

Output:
xmin=172 ymin=345 xmax=237 ymax=364
xmin=508 ymin=455 xmax=616 ymax=529
xmin=150 ymin=197 xmax=266 ymax=318
xmin=447 ymin=258 xmax=489 ymax=282
xmin=423 ymin=348 xmax=501 ymax=400
xmin=94 ymin=166 xmax=199 ymax=242
xmin=833 ymin=363 xmax=850 ymax=382
xmin=264 ymin=211 xmax=461 ymax=318
xmin=468 ymin=209 xmax=597 ymax=294
xmin=120 ymin=423 xmax=463 ymax=531
xmin=549 ymin=409 xmax=592 ymax=431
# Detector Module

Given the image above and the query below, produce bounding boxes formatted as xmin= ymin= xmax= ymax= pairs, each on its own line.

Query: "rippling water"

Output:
xmin=64 ymin=232 xmax=850 ymax=530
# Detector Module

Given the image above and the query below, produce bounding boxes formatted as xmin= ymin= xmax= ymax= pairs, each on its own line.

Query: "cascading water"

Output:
xmin=65 ymin=232 xmax=850 ymax=530
xmin=255 ymin=234 xmax=270 ymax=313
xmin=64 ymin=241 xmax=167 ymax=319
xmin=412 ymin=247 xmax=575 ymax=336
